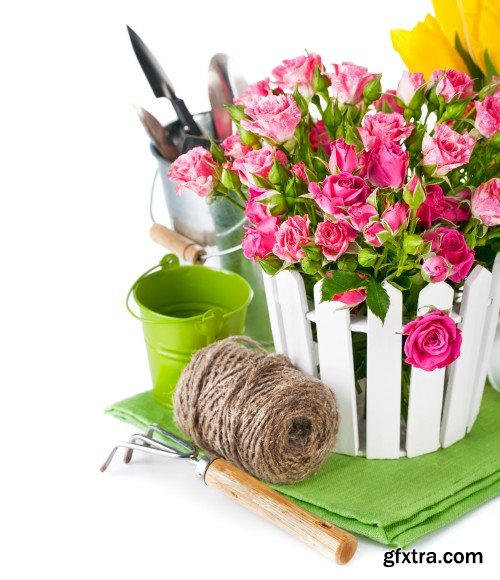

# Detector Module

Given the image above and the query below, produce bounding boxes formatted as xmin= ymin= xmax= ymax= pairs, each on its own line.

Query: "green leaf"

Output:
xmin=293 ymin=88 xmax=309 ymax=116
xmin=303 ymin=244 xmax=323 ymax=262
xmin=403 ymin=233 xmax=424 ymax=254
xmin=408 ymin=83 xmax=427 ymax=111
xmin=454 ymin=33 xmax=484 ymax=90
xmin=225 ymin=104 xmax=247 ymax=122
xmin=403 ymin=178 xmax=426 ymax=211
xmin=220 ymin=168 xmax=241 ymax=189
xmin=237 ymin=125 xmax=259 ymax=146
xmin=404 ymin=124 xmax=426 ymax=153
xmin=209 ymin=139 xmax=226 ymax=164
xmin=301 ymin=258 xmax=321 ymax=275
xmin=357 ymin=247 xmax=378 ymax=267
xmin=321 ymin=271 xmax=367 ymax=302
xmin=312 ymin=65 xmax=330 ymax=92
xmin=483 ymin=49 xmax=498 ymax=81
xmin=268 ymin=193 xmax=288 ymax=216
xmin=439 ymin=100 xmax=468 ymax=123
xmin=392 ymin=275 xmax=412 ymax=291
xmin=268 ymin=158 xmax=289 ymax=186
xmin=366 ymin=279 xmax=390 ymax=324
xmin=337 ymin=254 xmax=358 ymax=272
xmin=363 ymin=75 xmax=382 ymax=103
xmin=252 ymin=174 xmax=274 ymax=190
xmin=322 ymin=100 xmax=341 ymax=132
xmin=258 ymin=255 xmax=283 ymax=276
xmin=344 ymin=124 xmax=362 ymax=147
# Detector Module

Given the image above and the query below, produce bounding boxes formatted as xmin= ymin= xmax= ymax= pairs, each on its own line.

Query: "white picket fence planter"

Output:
xmin=263 ymin=253 xmax=500 ymax=459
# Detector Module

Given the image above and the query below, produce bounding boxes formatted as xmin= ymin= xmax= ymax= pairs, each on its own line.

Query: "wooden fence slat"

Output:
xmin=405 ymin=282 xmax=454 ymax=457
xmin=366 ymin=282 xmax=402 ymax=459
xmin=467 ymin=254 xmax=500 ymax=431
xmin=262 ymin=273 xmax=287 ymax=354
xmin=441 ymin=266 xmax=492 ymax=448
xmin=314 ymin=281 xmax=359 ymax=456
xmin=275 ymin=270 xmax=317 ymax=376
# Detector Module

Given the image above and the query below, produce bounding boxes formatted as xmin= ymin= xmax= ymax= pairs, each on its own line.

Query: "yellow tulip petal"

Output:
xmin=477 ymin=2 xmax=500 ymax=74
xmin=432 ymin=0 xmax=488 ymax=72
xmin=391 ymin=14 xmax=467 ymax=78
xmin=431 ymin=0 xmax=467 ymax=47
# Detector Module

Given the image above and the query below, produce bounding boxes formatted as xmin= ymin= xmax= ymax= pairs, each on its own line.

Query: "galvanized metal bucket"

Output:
xmin=150 ymin=112 xmax=272 ymax=345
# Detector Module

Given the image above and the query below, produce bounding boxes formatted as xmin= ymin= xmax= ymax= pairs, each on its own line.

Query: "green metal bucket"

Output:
xmin=127 ymin=254 xmax=253 ymax=408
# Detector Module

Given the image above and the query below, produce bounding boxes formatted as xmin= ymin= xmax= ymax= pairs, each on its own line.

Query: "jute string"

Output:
xmin=174 ymin=337 xmax=339 ymax=484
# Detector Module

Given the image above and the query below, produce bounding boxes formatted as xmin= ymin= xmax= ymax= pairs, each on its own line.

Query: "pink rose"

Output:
xmin=329 ymin=138 xmax=358 ymax=173
xmin=396 ymin=71 xmax=425 ymax=106
xmin=326 ymin=62 xmax=378 ymax=104
xmin=416 ymin=184 xmax=470 ymax=227
xmin=245 ymin=200 xmax=270 ymax=224
xmin=309 ymin=173 xmax=369 ymax=214
xmin=366 ymin=140 xmax=409 ymax=188
xmin=440 ymin=188 xmax=471 ymax=224
xmin=471 ymin=178 xmax=500 ymax=226
xmin=290 ymin=161 xmax=309 ymax=182
xmin=374 ymin=90 xmax=404 ymax=114
xmin=424 ymin=227 xmax=475 ymax=283
xmin=347 ymin=203 xmax=378 ymax=231
xmin=430 ymin=69 xmax=475 ymax=102
xmin=422 ymin=124 xmax=476 ymax=176
xmin=357 ymin=150 xmax=369 ymax=178
xmin=333 ymin=288 xmax=366 ymax=307
xmin=309 ymin=120 xmax=330 ymax=154
xmin=221 ymin=134 xmax=252 ymax=159
xmin=416 ymin=184 xmax=446 ymax=226
xmin=381 ymin=201 xmax=408 ymax=233
xmin=234 ymin=78 xmax=274 ymax=108
xmin=242 ymin=216 xmax=279 ymax=261
xmin=273 ymin=215 xmax=310 ymax=263
xmin=248 ymin=186 xmax=266 ymax=200
xmin=363 ymin=221 xmax=386 ymax=247
xmin=475 ymin=95 xmax=500 ymax=138
xmin=402 ymin=310 xmax=462 ymax=371
xmin=167 ymin=146 xmax=216 ymax=197
xmin=241 ymin=94 xmax=302 ymax=143
xmin=314 ymin=219 xmax=357 ymax=261
xmin=359 ymin=112 xmax=414 ymax=149
xmin=272 ymin=53 xmax=322 ymax=97
xmin=231 ymin=146 xmax=286 ymax=187
xmin=421 ymin=256 xmax=450 ymax=283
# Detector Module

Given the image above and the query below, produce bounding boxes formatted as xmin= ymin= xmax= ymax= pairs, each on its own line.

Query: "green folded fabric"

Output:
xmin=105 ymin=385 xmax=500 ymax=547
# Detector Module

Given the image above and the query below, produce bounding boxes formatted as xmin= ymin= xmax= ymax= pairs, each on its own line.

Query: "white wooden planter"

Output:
xmin=263 ymin=254 xmax=500 ymax=459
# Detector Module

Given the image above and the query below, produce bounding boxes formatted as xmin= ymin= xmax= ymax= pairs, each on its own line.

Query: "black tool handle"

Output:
xmin=170 ymin=97 xmax=203 ymax=136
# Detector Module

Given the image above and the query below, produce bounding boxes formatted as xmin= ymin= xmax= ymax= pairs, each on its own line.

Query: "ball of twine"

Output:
xmin=174 ymin=337 xmax=339 ymax=484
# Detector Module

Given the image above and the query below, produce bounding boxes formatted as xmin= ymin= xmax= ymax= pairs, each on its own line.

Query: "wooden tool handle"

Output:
xmin=149 ymin=224 xmax=207 ymax=264
xmin=204 ymin=458 xmax=357 ymax=565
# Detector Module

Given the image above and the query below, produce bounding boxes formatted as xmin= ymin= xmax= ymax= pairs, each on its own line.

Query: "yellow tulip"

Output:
xmin=477 ymin=1 xmax=500 ymax=73
xmin=391 ymin=14 xmax=466 ymax=79
xmin=391 ymin=0 xmax=499 ymax=80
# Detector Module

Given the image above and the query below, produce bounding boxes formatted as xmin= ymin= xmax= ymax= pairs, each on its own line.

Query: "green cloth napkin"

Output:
xmin=105 ymin=386 xmax=500 ymax=547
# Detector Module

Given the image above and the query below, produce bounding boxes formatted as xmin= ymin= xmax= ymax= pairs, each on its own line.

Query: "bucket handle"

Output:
xmin=125 ymin=254 xmax=224 ymax=340
xmin=125 ymin=254 xmax=180 ymax=322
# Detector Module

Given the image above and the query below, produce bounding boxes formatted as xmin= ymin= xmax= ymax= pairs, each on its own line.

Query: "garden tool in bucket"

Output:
xmin=101 ymin=423 xmax=358 ymax=565
xmin=150 ymin=113 xmax=273 ymax=345
xmin=127 ymin=254 xmax=252 ymax=408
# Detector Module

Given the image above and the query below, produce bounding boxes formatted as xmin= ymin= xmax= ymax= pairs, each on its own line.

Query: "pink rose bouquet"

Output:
xmin=168 ymin=56 xmax=499 ymax=384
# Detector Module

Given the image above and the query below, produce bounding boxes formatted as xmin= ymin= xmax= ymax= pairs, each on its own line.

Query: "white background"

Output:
xmin=1 ymin=0 xmax=498 ymax=578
